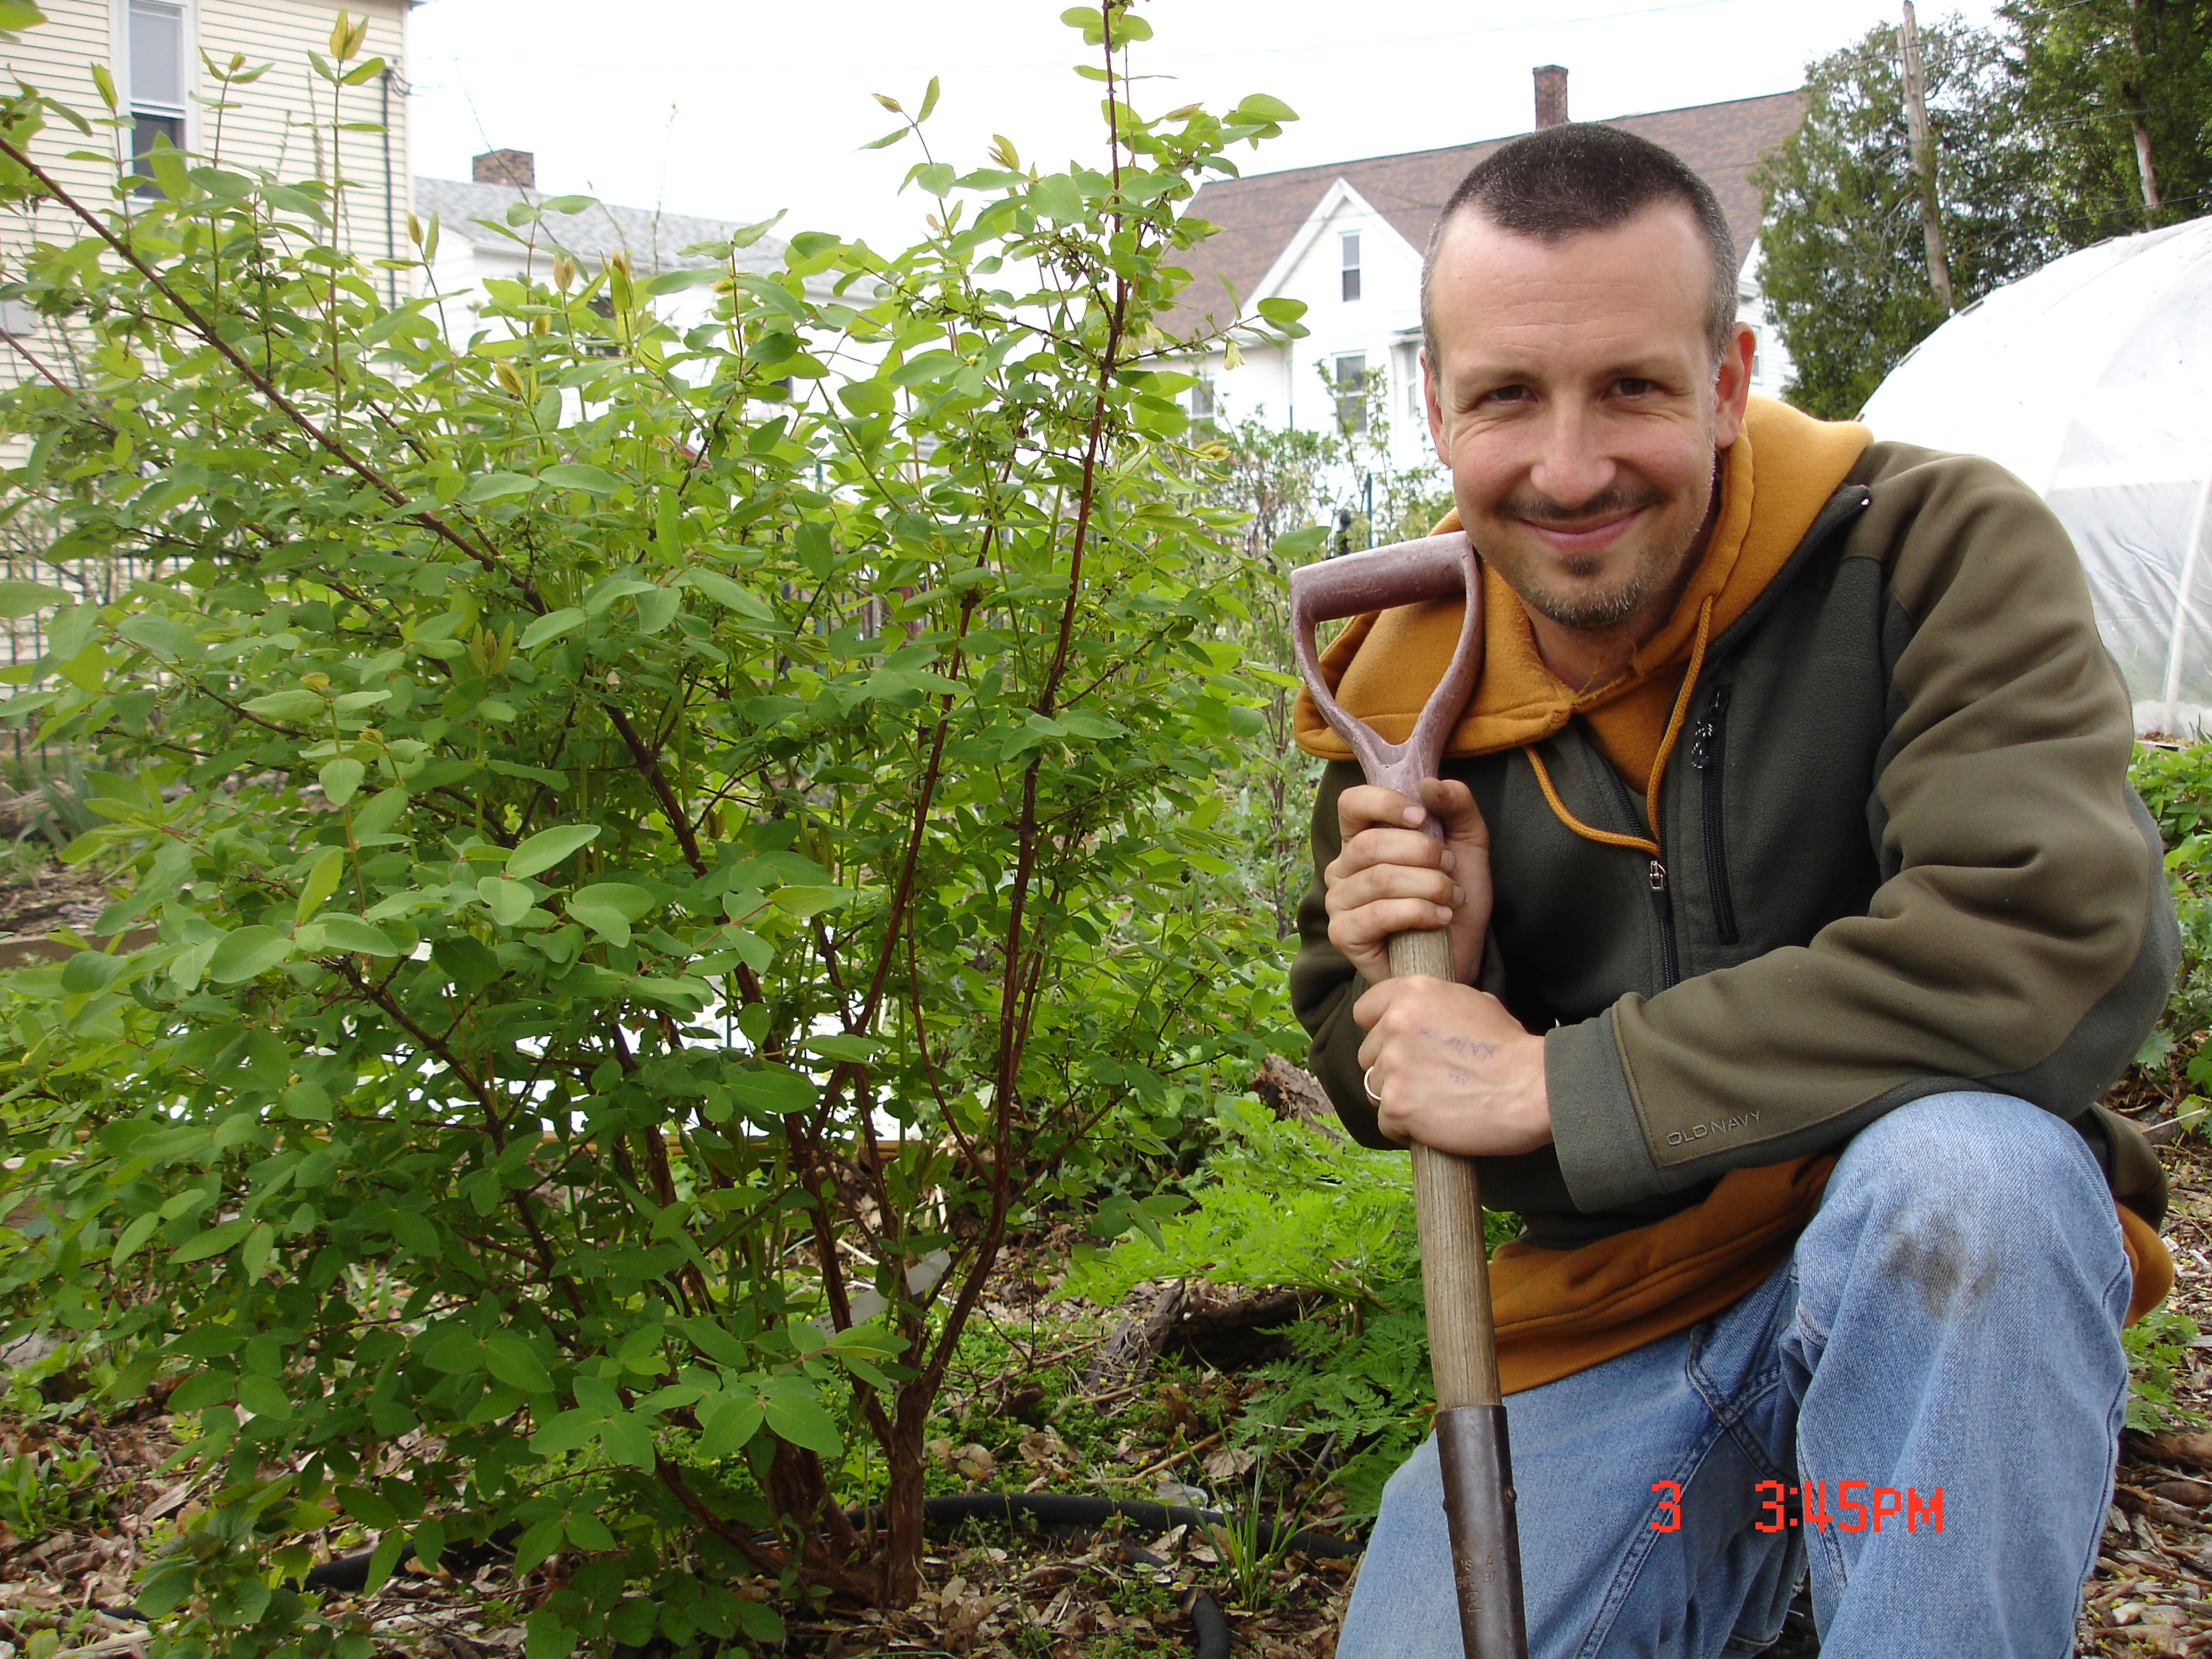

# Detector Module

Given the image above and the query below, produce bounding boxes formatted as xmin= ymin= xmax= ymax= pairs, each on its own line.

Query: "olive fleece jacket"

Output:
xmin=1289 ymin=401 xmax=2177 ymax=1386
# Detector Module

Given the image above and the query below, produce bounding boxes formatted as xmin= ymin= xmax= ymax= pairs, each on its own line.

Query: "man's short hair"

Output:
xmin=1420 ymin=123 xmax=1739 ymax=367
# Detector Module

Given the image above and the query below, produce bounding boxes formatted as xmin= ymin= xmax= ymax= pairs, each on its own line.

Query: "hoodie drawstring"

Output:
xmin=1519 ymin=594 xmax=1717 ymax=859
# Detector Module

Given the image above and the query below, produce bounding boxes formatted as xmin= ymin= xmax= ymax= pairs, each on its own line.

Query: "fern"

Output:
xmin=1065 ymin=1097 xmax=1520 ymax=1525
xmin=1235 ymin=1299 xmax=1437 ymax=1519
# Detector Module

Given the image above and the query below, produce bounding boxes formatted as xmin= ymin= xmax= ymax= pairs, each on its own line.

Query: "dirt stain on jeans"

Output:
xmin=1878 ymin=1199 xmax=1995 ymax=1321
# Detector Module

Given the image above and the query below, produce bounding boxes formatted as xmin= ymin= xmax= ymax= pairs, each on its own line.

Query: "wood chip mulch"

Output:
xmin=2080 ymin=1132 xmax=2212 ymax=1656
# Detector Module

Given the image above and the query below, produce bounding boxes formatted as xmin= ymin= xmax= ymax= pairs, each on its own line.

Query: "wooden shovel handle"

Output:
xmin=1386 ymin=926 xmax=1503 ymax=1411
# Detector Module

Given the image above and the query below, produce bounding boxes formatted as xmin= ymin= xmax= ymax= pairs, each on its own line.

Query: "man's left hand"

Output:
xmin=1353 ymin=977 xmax=1552 ymax=1157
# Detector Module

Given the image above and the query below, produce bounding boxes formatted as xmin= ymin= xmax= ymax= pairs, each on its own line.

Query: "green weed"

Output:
xmin=2123 ymin=1305 xmax=2206 ymax=1436
xmin=0 ymin=1446 xmax=103 ymax=1539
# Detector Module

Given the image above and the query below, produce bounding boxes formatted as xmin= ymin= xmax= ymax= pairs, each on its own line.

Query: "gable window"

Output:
xmin=1334 ymin=352 xmax=1367 ymax=435
xmin=1340 ymin=233 xmax=1361 ymax=303
xmin=1188 ymin=378 xmax=1216 ymax=423
xmin=126 ymin=0 xmax=189 ymax=197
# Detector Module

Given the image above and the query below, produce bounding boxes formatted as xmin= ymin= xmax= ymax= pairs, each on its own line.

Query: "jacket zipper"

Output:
xmin=1689 ymin=683 xmax=1739 ymax=945
xmin=1599 ymin=760 xmax=1680 ymax=988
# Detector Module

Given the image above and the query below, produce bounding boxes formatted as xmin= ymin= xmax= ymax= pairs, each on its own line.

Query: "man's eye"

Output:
xmin=1476 ymin=385 xmax=1530 ymax=408
xmin=1616 ymin=377 xmax=1660 ymax=397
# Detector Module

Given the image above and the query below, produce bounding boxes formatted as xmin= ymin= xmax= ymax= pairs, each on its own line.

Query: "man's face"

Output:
xmin=1422 ymin=203 xmax=1752 ymax=642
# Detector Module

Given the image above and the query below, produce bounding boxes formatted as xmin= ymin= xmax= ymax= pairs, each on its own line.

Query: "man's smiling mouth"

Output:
xmin=1526 ymin=509 xmax=1643 ymax=555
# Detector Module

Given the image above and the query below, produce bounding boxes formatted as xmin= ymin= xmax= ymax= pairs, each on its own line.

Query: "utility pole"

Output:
xmin=1899 ymin=1 xmax=1957 ymax=313
xmin=2126 ymin=82 xmax=2163 ymax=219
xmin=2123 ymin=0 xmax=2162 ymax=222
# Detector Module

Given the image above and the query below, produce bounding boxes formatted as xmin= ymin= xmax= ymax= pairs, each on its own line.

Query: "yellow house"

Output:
xmin=0 ymin=0 xmax=413 ymax=323
xmin=0 ymin=1 xmax=414 ymax=637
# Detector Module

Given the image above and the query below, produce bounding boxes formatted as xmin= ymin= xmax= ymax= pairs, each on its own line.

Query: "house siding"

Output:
xmin=0 ymin=4 xmax=116 ymax=218
xmin=193 ymin=0 xmax=412 ymax=292
xmin=1 ymin=1 xmax=411 ymax=299
xmin=0 ymin=0 xmax=412 ymax=482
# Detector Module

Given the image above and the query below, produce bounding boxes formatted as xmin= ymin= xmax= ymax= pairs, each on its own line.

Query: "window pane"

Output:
xmin=1341 ymin=233 xmax=1359 ymax=267
xmin=1334 ymin=354 xmax=1367 ymax=434
xmin=130 ymin=0 xmax=186 ymax=111
xmin=1342 ymin=268 xmax=1362 ymax=302
xmin=128 ymin=113 xmax=184 ymax=197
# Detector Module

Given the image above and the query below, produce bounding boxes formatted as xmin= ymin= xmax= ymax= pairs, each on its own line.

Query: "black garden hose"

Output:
xmin=297 ymin=1521 xmax=521 ymax=1593
xmin=1181 ymin=1575 xmax=1233 ymax=1659
xmin=888 ymin=1490 xmax=1359 ymax=1561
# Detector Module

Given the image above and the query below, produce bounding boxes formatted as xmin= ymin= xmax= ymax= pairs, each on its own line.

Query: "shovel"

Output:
xmin=1290 ymin=532 xmax=1527 ymax=1659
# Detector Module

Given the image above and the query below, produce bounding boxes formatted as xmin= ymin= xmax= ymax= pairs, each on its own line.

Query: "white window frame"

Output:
xmin=1340 ymin=232 xmax=1362 ymax=304
xmin=1333 ymin=351 xmax=1367 ymax=434
xmin=117 ymin=0 xmax=194 ymax=192
xmin=1395 ymin=341 xmax=1423 ymax=421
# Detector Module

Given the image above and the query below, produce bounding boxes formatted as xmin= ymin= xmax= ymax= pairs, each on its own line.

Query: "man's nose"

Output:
xmin=1528 ymin=405 xmax=1617 ymax=511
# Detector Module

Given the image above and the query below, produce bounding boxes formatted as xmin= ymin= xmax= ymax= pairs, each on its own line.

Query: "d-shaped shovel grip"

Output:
xmin=1289 ymin=531 xmax=1483 ymax=805
xmin=1290 ymin=534 xmax=1526 ymax=1659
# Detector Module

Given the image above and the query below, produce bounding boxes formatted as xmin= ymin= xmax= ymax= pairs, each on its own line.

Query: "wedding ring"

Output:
xmin=1362 ymin=1065 xmax=1383 ymax=1105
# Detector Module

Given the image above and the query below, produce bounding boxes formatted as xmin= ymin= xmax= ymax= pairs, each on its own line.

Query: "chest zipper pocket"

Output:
xmin=1689 ymin=683 xmax=1738 ymax=945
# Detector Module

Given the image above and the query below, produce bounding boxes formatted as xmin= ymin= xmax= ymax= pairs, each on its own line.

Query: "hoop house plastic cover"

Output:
xmin=1858 ymin=216 xmax=2212 ymax=736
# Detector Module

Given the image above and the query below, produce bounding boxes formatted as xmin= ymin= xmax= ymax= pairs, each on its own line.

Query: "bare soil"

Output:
xmin=0 ymin=860 xmax=108 ymax=943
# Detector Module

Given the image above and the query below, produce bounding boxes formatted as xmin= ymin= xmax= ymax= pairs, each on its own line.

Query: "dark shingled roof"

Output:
xmin=1170 ymin=89 xmax=1805 ymax=329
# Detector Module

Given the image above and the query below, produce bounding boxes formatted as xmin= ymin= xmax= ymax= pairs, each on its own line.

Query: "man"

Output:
xmin=1290 ymin=123 xmax=2177 ymax=1657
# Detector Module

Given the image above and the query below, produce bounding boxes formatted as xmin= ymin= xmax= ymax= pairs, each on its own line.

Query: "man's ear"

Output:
xmin=1712 ymin=322 xmax=1755 ymax=448
xmin=1421 ymin=348 xmax=1449 ymax=461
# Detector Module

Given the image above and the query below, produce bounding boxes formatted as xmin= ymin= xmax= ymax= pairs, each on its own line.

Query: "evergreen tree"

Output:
xmin=2002 ymin=0 xmax=2212 ymax=239
xmin=1753 ymin=19 xmax=2066 ymax=418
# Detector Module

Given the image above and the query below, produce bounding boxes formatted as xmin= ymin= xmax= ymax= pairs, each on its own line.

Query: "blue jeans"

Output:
xmin=1336 ymin=1092 xmax=2133 ymax=1658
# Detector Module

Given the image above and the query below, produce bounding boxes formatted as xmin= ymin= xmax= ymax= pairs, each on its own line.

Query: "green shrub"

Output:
xmin=0 ymin=1444 xmax=102 ymax=1539
xmin=0 ymin=4 xmax=1309 ymax=1648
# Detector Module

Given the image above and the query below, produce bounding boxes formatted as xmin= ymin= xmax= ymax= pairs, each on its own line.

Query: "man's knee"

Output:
xmin=1807 ymin=1090 xmax=2120 ymax=1323
xmin=1831 ymin=1089 xmax=2107 ymax=1210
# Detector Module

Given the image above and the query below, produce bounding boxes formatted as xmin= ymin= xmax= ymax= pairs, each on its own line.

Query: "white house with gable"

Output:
xmin=1171 ymin=68 xmax=1805 ymax=473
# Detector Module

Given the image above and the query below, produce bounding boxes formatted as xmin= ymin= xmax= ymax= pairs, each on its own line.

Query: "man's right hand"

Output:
xmin=1323 ymin=778 xmax=1492 ymax=986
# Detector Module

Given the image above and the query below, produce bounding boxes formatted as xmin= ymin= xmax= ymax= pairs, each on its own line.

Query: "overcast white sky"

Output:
xmin=404 ymin=0 xmax=2005 ymax=251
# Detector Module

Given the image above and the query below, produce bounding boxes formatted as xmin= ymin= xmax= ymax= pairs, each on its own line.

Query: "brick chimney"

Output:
xmin=472 ymin=148 xmax=535 ymax=189
xmin=1533 ymin=66 xmax=1569 ymax=130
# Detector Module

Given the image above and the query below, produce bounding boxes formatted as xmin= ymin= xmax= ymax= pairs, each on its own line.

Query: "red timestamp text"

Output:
xmin=1647 ymin=1480 xmax=1943 ymax=1534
